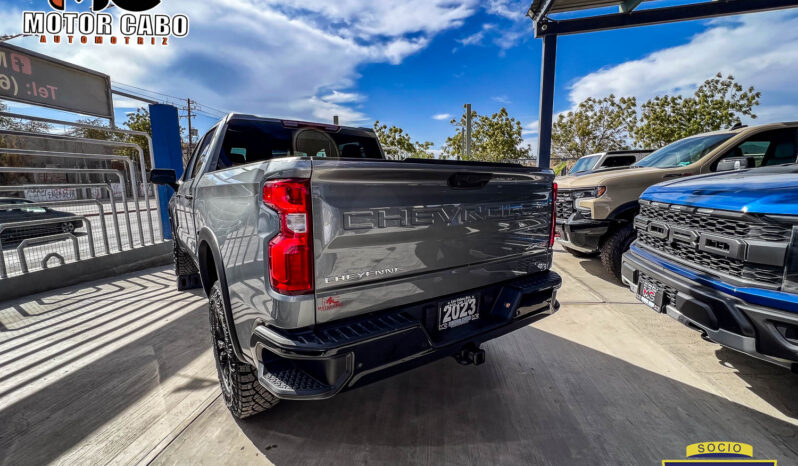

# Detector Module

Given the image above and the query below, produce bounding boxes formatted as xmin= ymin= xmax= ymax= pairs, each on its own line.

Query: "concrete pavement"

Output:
xmin=0 ymin=246 xmax=796 ymax=465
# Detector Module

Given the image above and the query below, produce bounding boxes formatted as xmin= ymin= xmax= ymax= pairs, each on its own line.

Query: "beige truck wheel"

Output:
xmin=600 ymin=224 xmax=636 ymax=281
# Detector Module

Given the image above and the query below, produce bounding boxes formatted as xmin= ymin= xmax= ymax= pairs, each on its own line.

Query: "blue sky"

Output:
xmin=2 ymin=0 xmax=798 ymax=153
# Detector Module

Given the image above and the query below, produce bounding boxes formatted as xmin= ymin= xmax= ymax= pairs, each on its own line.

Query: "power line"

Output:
xmin=0 ymin=34 xmax=34 ymax=42
xmin=195 ymin=103 xmax=229 ymax=116
xmin=112 ymin=81 xmax=231 ymax=116
xmin=111 ymin=81 xmax=188 ymax=103
xmin=109 ymin=82 xmax=230 ymax=155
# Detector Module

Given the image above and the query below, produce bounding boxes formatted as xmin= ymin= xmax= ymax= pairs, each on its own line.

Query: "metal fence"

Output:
xmin=0 ymin=119 xmax=163 ymax=279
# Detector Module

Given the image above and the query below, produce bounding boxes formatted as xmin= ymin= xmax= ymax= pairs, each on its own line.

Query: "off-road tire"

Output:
xmin=173 ymin=240 xmax=200 ymax=290
xmin=562 ymin=245 xmax=599 ymax=258
xmin=209 ymin=281 xmax=279 ymax=418
xmin=600 ymin=224 xmax=636 ymax=281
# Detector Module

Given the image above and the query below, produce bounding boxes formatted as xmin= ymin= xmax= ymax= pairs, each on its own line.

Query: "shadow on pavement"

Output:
xmin=578 ymin=256 xmax=622 ymax=286
xmin=230 ymin=328 xmax=798 ymax=465
xmin=0 ymin=272 xmax=207 ymax=466
xmin=714 ymin=347 xmax=798 ymax=419
xmin=2 ymin=267 xmax=797 ymax=465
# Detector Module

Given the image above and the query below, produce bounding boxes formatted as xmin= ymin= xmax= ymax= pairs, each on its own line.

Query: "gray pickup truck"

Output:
xmin=150 ymin=114 xmax=561 ymax=418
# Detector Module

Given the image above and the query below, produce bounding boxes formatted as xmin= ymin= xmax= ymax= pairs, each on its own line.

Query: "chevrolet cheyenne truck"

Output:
xmin=622 ymin=162 xmax=798 ymax=370
xmin=150 ymin=114 xmax=561 ymax=417
xmin=556 ymin=122 xmax=798 ymax=280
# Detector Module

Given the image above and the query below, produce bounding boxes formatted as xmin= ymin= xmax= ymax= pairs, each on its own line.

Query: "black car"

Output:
xmin=0 ymin=198 xmax=84 ymax=244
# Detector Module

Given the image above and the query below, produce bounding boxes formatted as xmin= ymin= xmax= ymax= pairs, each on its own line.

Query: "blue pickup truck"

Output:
xmin=621 ymin=163 xmax=798 ymax=370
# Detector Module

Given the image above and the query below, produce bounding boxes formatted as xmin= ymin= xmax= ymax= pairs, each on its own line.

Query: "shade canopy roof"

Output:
xmin=528 ymin=0 xmax=653 ymax=18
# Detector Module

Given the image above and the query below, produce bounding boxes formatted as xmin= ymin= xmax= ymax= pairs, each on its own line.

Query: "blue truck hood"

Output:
xmin=642 ymin=164 xmax=798 ymax=215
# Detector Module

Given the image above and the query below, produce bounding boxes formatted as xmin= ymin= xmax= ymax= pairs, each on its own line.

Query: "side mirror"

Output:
xmin=716 ymin=157 xmax=751 ymax=172
xmin=149 ymin=169 xmax=178 ymax=190
xmin=561 ymin=166 xmax=568 ymax=176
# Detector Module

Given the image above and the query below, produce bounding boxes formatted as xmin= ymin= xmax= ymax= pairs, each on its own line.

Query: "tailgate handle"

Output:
xmin=448 ymin=172 xmax=491 ymax=189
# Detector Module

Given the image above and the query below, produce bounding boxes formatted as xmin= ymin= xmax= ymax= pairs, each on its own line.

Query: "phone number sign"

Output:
xmin=0 ymin=42 xmax=113 ymax=119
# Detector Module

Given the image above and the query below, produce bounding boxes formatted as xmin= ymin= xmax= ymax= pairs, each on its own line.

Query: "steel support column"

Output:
xmin=537 ymin=34 xmax=557 ymax=169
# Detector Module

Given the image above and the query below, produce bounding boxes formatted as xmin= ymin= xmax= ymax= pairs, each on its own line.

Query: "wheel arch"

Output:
xmin=197 ymin=227 xmax=249 ymax=364
xmin=607 ymin=200 xmax=639 ymax=223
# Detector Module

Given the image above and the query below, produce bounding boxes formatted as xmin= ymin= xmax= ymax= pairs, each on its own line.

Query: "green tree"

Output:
xmin=0 ymin=102 xmax=52 ymax=172
xmin=68 ymin=117 xmax=116 ymax=141
xmin=0 ymin=101 xmax=51 ymax=133
xmin=443 ymin=107 xmax=533 ymax=163
xmin=63 ymin=108 xmax=153 ymax=168
xmin=373 ymin=121 xmax=435 ymax=159
xmin=632 ymin=73 xmax=760 ymax=148
xmin=551 ymin=95 xmax=637 ymax=160
xmin=121 ymin=107 xmax=153 ymax=168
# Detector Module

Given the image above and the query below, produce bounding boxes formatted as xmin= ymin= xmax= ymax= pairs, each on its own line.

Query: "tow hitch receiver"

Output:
xmin=455 ymin=345 xmax=486 ymax=366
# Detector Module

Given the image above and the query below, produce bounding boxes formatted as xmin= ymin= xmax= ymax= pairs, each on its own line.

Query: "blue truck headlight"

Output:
xmin=784 ymin=226 xmax=798 ymax=293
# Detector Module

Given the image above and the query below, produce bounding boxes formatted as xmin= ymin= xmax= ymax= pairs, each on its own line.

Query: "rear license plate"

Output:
xmin=438 ymin=295 xmax=479 ymax=331
xmin=637 ymin=280 xmax=663 ymax=312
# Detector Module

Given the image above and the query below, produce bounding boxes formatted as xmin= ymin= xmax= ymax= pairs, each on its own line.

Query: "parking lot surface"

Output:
xmin=0 ymin=246 xmax=796 ymax=465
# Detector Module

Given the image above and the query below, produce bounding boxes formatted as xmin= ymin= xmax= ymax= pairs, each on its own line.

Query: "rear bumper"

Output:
xmin=556 ymin=218 xmax=611 ymax=253
xmin=250 ymin=271 xmax=562 ymax=400
xmin=622 ymin=245 xmax=798 ymax=369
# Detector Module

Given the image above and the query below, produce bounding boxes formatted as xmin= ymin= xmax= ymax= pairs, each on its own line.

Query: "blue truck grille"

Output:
xmin=635 ymin=199 xmax=789 ymax=287
xmin=636 ymin=231 xmax=784 ymax=284
xmin=639 ymin=202 xmax=792 ymax=242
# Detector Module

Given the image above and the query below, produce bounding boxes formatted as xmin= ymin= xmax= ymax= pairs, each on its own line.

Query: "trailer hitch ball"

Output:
xmin=455 ymin=345 xmax=486 ymax=366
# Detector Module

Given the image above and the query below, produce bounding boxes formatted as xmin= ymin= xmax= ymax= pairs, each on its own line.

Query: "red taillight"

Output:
xmin=264 ymin=179 xmax=314 ymax=295
xmin=549 ymin=182 xmax=558 ymax=247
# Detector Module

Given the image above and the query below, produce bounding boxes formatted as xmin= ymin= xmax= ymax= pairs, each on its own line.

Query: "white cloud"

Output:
xmin=749 ymin=104 xmax=798 ymax=124
xmin=0 ymin=0 xmax=479 ymax=126
xmin=492 ymin=95 xmax=511 ymax=105
xmin=267 ymin=0 xmax=477 ymax=39
xmin=455 ymin=1 xmax=530 ymax=51
xmin=522 ymin=120 xmax=539 ymax=135
xmin=456 ymin=23 xmax=496 ymax=47
xmin=457 ymin=29 xmax=487 ymax=46
xmin=567 ymin=10 xmax=798 ymax=125
xmin=112 ymin=98 xmax=144 ymax=109
xmin=486 ymin=0 xmax=525 ymax=20
xmin=320 ymin=91 xmax=365 ymax=104
xmin=432 ymin=113 xmax=452 ymax=120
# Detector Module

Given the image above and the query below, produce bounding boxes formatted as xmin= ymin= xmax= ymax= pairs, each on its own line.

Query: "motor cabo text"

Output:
xmin=22 ymin=11 xmax=189 ymax=46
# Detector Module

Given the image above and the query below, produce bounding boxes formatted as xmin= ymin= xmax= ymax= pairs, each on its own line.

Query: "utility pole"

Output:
xmin=464 ymin=103 xmax=472 ymax=159
xmin=186 ymin=98 xmax=194 ymax=155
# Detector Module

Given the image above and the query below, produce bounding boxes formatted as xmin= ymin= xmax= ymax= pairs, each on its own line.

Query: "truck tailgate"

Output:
xmin=310 ymin=159 xmax=555 ymax=324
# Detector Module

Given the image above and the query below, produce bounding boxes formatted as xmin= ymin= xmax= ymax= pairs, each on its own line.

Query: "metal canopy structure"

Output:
xmin=528 ymin=0 xmax=798 ymax=168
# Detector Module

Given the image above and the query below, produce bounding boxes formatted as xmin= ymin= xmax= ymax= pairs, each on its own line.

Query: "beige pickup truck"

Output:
xmin=555 ymin=122 xmax=798 ymax=280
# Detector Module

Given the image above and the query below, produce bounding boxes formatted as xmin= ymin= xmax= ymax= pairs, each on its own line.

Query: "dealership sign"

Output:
xmin=0 ymin=42 xmax=113 ymax=118
xmin=22 ymin=0 xmax=189 ymax=47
